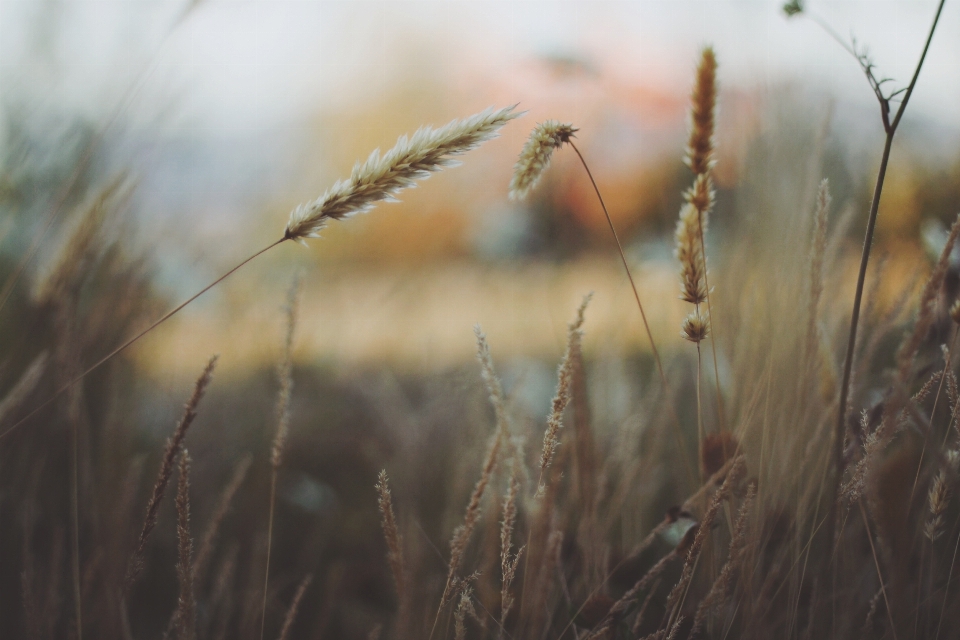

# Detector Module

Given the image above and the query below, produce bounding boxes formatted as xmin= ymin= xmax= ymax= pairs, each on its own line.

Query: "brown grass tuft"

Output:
xmin=124 ymin=355 xmax=217 ymax=592
xmin=376 ymin=470 xmax=405 ymax=605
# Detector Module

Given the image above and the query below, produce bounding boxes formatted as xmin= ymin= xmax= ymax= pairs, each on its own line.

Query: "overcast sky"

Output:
xmin=0 ymin=0 xmax=957 ymax=135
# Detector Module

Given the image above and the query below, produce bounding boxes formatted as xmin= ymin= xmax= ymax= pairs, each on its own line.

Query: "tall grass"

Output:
xmin=1 ymin=4 xmax=959 ymax=639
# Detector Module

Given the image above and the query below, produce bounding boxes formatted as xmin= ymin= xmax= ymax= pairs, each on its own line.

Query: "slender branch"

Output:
xmin=0 ymin=237 xmax=288 ymax=443
xmin=889 ymin=0 xmax=946 ymax=133
xmin=830 ymin=0 xmax=946 ymax=542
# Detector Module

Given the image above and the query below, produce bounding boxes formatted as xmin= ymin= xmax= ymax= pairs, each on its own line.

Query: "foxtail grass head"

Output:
xmin=508 ymin=121 xmax=577 ymax=201
xmin=681 ymin=312 xmax=709 ymax=344
xmin=284 ymin=105 xmax=522 ymax=243
xmin=686 ymin=47 xmax=717 ymax=177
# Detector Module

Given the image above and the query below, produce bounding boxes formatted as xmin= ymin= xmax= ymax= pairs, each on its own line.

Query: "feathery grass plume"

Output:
xmin=689 ymin=480 xmax=756 ymax=637
xmin=175 ymin=451 xmax=196 ymax=640
xmin=0 ymin=107 xmax=522 ymax=444
xmin=376 ymin=470 xmax=405 ymax=604
xmin=476 ymin=324 xmax=511 ymax=450
xmin=663 ymin=456 xmax=745 ymax=631
xmin=508 ymin=121 xmax=577 ymax=200
xmin=805 ymin=180 xmax=831 ymax=365
xmin=681 ymin=311 xmax=709 ymax=344
xmin=262 ymin=277 xmax=302 ymax=640
xmin=285 ymin=105 xmax=522 ymax=242
xmin=675 ymin=204 xmax=708 ymax=306
xmin=453 ymin=587 xmax=477 ymax=640
xmin=537 ymin=293 xmax=591 ymax=495
xmin=125 ymin=355 xmax=217 ymax=592
xmin=499 ymin=472 xmax=522 ymax=636
xmin=433 ymin=328 xmax=508 ymax=633
xmin=271 ymin=276 xmax=301 ymax=469
xmin=276 ymin=574 xmax=313 ymax=640
xmin=925 ymin=450 xmax=959 ymax=541
xmin=161 ymin=455 xmax=251 ymax=640
xmin=686 ymin=47 xmax=717 ymax=176
xmin=665 ymin=616 xmax=685 ymax=640
xmin=847 ymin=213 xmax=960 ymax=501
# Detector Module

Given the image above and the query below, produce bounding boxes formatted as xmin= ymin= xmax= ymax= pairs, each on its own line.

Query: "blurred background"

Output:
xmin=1 ymin=0 xmax=960 ymax=638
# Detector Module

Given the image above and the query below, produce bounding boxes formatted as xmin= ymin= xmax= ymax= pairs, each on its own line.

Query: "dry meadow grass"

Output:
xmin=2 ymin=3 xmax=960 ymax=639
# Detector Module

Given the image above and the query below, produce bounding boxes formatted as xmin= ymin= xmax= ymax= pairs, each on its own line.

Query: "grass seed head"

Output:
xmin=508 ymin=121 xmax=578 ymax=201
xmin=285 ymin=105 xmax=522 ymax=242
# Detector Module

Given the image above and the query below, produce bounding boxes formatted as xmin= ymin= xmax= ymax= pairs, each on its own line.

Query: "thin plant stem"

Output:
xmin=934 ymin=510 xmax=960 ymax=640
xmin=0 ymin=237 xmax=288 ymax=443
xmin=260 ymin=471 xmax=278 ymax=640
xmin=568 ymin=141 xmax=698 ymax=486
xmin=908 ymin=327 xmax=959 ymax=509
xmin=695 ymin=192 xmax=725 ymax=433
xmin=696 ymin=322 xmax=705 ymax=483
xmin=70 ymin=415 xmax=82 ymax=640
xmin=830 ymin=0 xmax=946 ymax=542
xmin=860 ymin=502 xmax=898 ymax=639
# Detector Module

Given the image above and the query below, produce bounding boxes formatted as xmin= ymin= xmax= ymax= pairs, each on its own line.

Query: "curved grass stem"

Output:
xmin=0 ymin=237 xmax=288 ymax=443
xmin=568 ymin=141 xmax=698 ymax=488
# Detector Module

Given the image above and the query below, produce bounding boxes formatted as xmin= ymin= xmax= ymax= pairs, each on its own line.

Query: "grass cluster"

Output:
xmin=0 ymin=3 xmax=959 ymax=639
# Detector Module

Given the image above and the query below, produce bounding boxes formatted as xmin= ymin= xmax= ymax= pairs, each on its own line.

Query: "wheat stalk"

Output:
xmin=0 ymin=106 xmax=521 ymax=444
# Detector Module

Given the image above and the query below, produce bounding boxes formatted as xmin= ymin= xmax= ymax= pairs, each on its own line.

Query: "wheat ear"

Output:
xmin=0 ymin=106 xmax=521 ymax=444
